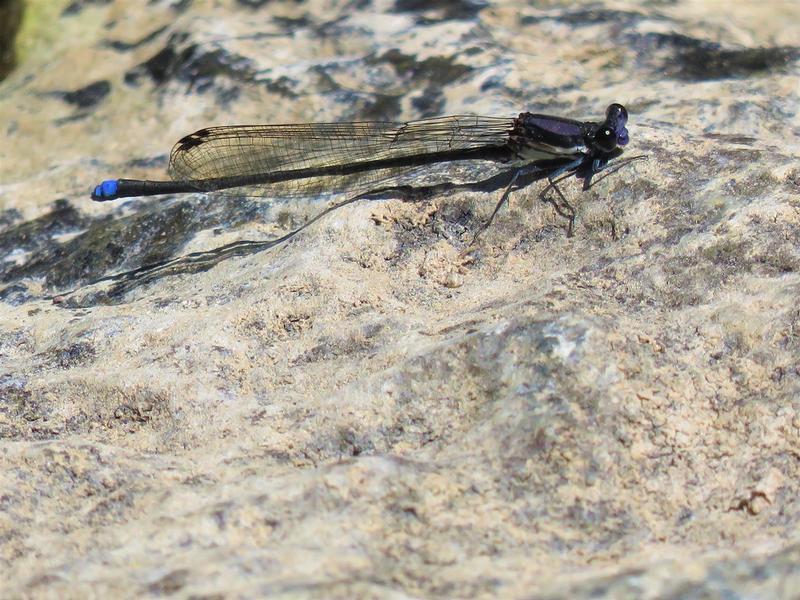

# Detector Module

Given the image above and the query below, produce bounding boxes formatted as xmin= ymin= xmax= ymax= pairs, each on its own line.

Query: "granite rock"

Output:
xmin=1 ymin=0 xmax=800 ymax=597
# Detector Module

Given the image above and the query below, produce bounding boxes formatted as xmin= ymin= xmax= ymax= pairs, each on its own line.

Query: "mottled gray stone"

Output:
xmin=1 ymin=0 xmax=800 ymax=597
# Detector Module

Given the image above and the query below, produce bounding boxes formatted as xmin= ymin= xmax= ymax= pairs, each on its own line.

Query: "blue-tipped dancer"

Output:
xmin=91 ymin=104 xmax=636 ymax=236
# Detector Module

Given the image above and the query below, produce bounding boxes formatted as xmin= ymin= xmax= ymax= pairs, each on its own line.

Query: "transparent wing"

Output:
xmin=167 ymin=116 xmax=517 ymax=199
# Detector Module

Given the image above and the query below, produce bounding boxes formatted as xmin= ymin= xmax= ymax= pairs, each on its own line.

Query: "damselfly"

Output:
xmin=92 ymin=104 xmax=636 ymax=236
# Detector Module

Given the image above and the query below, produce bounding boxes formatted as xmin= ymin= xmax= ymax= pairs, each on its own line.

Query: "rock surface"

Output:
xmin=1 ymin=0 xmax=800 ymax=597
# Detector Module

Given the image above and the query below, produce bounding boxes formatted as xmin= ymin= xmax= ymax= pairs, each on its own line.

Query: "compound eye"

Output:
xmin=606 ymin=103 xmax=628 ymax=127
xmin=594 ymin=127 xmax=617 ymax=153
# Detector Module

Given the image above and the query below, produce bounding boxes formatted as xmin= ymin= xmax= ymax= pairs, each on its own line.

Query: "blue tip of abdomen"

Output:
xmin=91 ymin=179 xmax=119 ymax=201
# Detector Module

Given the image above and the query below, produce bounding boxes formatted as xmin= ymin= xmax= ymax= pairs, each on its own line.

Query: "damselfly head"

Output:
xmin=589 ymin=103 xmax=630 ymax=155
xmin=605 ymin=103 xmax=629 ymax=147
